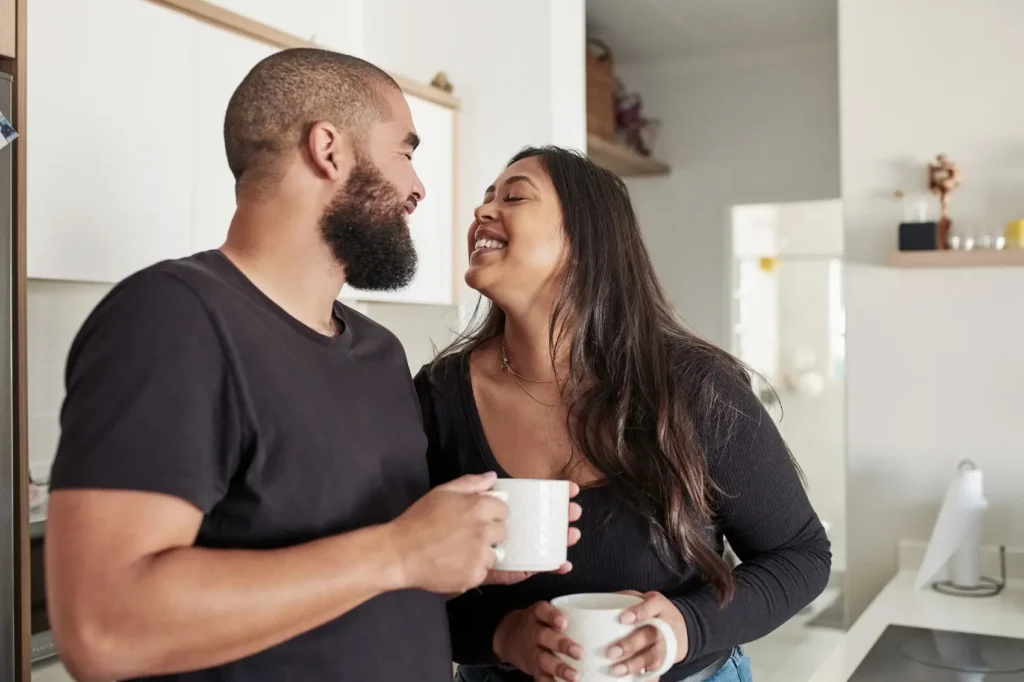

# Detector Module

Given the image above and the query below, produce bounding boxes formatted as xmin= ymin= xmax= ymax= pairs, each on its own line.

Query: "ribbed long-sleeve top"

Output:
xmin=414 ymin=353 xmax=831 ymax=682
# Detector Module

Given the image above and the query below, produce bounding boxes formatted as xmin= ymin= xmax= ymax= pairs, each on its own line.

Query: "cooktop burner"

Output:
xmin=848 ymin=625 xmax=1024 ymax=681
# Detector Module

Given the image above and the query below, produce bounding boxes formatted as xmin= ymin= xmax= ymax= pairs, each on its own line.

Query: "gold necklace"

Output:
xmin=499 ymin=338 xmax=567 ymax=407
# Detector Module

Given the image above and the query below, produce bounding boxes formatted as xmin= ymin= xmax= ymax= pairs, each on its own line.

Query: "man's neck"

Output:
xmin=221 ymin=205 xmax=345 ymax=337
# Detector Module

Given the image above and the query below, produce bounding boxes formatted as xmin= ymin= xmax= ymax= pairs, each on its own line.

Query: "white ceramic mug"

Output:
xmin=551 ymin=593 xmax=678 ymax=682
xmin=483 ymin=478 xmax=570 ymax=572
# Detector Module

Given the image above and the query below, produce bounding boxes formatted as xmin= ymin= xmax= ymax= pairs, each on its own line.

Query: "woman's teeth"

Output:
xmin=474 ymin=238 xmax=506 ymax=250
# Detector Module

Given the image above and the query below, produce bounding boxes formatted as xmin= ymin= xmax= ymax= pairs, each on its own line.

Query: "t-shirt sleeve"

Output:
xmin=49 ymin=268 xmax=243 ymax=514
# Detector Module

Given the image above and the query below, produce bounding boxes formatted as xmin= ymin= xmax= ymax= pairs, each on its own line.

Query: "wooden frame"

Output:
xmin=7 ymin=0 xmax=28 ymax=678
xmin=146 ymin=0 xmax=460 ymax=111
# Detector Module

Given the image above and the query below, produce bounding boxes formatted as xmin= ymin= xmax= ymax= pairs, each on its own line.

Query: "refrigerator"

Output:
xmin=0 ymin=70 xmax=18 ymax=682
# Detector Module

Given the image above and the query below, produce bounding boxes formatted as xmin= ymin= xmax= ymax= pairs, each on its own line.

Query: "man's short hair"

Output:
xmin=224 ymin=47 xmax=400 ymax=188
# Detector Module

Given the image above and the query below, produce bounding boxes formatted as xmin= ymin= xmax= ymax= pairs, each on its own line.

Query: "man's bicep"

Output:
xmin=49 ymin=270 xmax=242 ymax=513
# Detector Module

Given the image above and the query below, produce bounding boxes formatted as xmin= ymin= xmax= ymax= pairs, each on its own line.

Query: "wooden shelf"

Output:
xmin=586 ymin=134 xmax=670 ymax=177
xmin=890 ymin=248 xmax=1024 ymax=268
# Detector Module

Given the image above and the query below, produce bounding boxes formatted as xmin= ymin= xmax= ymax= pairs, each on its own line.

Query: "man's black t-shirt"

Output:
xmin=49 ymin=250 xmax=452 ymax=681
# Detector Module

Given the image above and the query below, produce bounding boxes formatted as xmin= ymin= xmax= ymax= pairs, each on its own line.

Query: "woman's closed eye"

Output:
xmin=504 ymin=194 xmax=525 ymax=203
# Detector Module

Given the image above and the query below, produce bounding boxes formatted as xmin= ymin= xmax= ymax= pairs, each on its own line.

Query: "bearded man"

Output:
xmin=45 ymin=48 xmax=509 ymax=682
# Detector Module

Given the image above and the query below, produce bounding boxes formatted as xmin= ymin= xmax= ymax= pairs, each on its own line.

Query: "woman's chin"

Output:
xmin=464 ymin=265 xmax=492 ymax=293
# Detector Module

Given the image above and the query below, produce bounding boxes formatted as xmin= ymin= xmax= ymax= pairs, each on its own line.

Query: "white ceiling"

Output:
xmin=586 ymin=0 xmax=837 ymax=64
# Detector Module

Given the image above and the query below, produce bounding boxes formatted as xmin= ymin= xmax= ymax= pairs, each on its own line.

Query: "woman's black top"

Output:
xmin=414 ymin=352 xmax=831 ymax=682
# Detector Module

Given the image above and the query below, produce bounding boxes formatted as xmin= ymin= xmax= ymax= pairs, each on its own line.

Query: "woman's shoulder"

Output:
xmin=414 ymin=350 xmax=470 ymax=397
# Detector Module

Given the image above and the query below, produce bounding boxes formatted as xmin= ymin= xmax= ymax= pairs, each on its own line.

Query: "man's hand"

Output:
xmin=481 ymin=482 xmax=583 ymax=587
xmin=387 ymin=472 xmax=509 ymax=594
xmin=607 ymin=591 xmax=688 ymax=678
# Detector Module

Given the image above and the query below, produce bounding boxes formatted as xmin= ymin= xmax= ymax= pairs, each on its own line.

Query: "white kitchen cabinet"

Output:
xmin=205 ymin=0 xmax=361 ymax=53
xmin=27 ymin=0 xmax=457 ymax=299
xmin=341 ymin=95 xmax=456 ymax=305
xmin=27 ymin=0 xmax=199 ymax=282
xmin=206 ymin=0 xmax=321 ymax=42
xmin=193 ymin=24 xmax=277 ymax=252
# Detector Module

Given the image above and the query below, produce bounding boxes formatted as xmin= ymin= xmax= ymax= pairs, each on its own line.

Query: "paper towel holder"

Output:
xmin=929 ymin=459 xmax=1006 ymax=598
xmin=932 ymin=545 xmax=1005 ymax=598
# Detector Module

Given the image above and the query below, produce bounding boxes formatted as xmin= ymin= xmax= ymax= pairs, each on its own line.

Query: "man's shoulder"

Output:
xmin=74 ymin=253 xmax=233 ymax=354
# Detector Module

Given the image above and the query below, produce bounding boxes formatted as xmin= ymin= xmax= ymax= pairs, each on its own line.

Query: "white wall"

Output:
xmin=26 ymin=2 xmax=586 ymax=476
xmin=841 ymin=0 xmax=1024 ymax=619
xmin=615 ymin=41 xmax=841 ymax=348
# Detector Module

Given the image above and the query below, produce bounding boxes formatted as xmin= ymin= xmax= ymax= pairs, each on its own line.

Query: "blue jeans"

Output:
xmin=455 ymin=647 xmax=752 ymax=682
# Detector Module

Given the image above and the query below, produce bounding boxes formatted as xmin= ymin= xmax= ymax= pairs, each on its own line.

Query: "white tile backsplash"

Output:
xmin=27 ymin=279 xmax=113 ymax=477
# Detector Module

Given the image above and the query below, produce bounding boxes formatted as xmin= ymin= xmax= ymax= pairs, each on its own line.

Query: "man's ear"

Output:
xmin=306 ymin=121 xmax=353 ymax=181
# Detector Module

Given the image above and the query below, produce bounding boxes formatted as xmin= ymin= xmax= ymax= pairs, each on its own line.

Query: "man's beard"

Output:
xmin=320 ymin=155 xmax=418 ymax=292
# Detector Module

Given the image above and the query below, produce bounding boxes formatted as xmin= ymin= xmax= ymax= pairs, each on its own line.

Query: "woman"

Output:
xmin=414 ymin=147 xmax=831 ymax=682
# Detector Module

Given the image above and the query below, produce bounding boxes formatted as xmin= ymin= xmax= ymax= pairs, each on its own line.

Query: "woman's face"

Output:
xmin=464 ymin=156 xmax=567 ymax=307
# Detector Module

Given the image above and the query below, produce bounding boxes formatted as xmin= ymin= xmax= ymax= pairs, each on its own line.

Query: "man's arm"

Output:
xmin=47 ymin=490 xmax=402 ymax=681
xmin=48 ymin=473 xmax=505 ymax=682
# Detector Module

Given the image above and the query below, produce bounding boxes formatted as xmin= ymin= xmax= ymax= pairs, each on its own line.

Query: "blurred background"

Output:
xmin=2 ymin=1 xmax=1023 ymax=681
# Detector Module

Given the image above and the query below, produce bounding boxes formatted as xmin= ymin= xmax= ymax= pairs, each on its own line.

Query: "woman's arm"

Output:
xmin=669 ymin=373 xmax=832 ymax=661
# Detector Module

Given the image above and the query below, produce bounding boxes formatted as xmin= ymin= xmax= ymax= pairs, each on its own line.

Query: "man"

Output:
xmin=45 ymin=48 xmax=509 ymax=682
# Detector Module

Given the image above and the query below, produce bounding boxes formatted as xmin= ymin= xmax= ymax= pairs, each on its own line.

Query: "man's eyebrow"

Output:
xmin=404 ymin=132 xmax=420 ymax=151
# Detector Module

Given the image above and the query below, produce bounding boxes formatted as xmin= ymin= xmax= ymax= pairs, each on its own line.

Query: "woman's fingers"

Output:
xmin=536 ymin=624 xmax=583 ymax=660
xmin=536 ymin=649 xmax=579 ymax=682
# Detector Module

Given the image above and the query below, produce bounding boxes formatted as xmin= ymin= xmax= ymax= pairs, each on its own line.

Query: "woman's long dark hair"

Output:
xmin=433 ymin=146 xmax=758 ymax=602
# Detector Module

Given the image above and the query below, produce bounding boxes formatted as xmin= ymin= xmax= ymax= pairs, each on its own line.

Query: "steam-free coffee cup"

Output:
xmin=483 ymin=478 xmax=570 ymax=572
xmin=551 ymin=593 xmax=678 ymax=682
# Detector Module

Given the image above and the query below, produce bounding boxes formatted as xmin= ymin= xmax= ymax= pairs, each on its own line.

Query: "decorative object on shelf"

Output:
xmin=615 ymin=81 xmax=661 ymax=157
xmin=586 ymin=38 xmax=616 ymax=142
xmin=429 ymin=71 xmax=454 ymax=94
xmin=898 ymin=221 xmax=940 ymax=251
xmin=893 ymin=189 xmax=936 ymax=223
xmin=1005 ymin=219 xmax=1024 ymax=249
xmin=927 ymin=153 xmax=962 ymax=249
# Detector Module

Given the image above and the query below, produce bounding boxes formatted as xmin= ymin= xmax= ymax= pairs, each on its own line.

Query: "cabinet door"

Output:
xmin=27 ymin=0 xmax=197 ymax=282
xmin=193 ymin=24 xmax=277 ymax=253
xmin=342 ymin=95 xmax=455 ymax=305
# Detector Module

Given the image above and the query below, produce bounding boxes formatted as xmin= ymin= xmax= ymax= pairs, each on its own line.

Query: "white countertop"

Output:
xmin=808 ymin=570 xmax=1024 ymax=682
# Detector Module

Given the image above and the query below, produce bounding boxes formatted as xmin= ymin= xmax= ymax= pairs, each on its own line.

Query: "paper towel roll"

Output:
xmin=950 ymin=468 xmax=984 ymax=587
xmin=914 ymin=461 xmax=989 ymax=590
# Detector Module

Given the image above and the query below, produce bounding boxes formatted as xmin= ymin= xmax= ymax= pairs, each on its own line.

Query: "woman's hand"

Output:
xmin=608 ymin=591 xmax=689 ymax=678
xmin=492 ymin=602 xmax=583 ymax=682
xmin=481 ymin=483 xmax=583 ymax=587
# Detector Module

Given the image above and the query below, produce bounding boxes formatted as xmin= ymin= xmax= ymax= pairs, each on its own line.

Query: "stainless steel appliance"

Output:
xmin=848 ymin=625 xmax=1024 ymax=681
xmin=1 ymin=70 xmax=20 ymax=682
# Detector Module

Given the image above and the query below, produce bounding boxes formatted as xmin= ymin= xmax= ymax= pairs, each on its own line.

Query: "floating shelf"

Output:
xmin=890 ymin=248 xmax=1024 ymax=268
xmin=586 ymin=134 xmax=670 ymax=178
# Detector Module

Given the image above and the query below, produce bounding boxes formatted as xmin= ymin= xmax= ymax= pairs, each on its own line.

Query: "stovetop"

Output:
xmin=848 ymin=625 xmax=1024 ymax=681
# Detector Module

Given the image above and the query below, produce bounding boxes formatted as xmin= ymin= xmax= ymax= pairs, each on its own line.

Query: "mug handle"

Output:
xmin=480 ymin=490 xmax=509 ymax=563
xmin=634 ymin=617 xmax=678 ymax=681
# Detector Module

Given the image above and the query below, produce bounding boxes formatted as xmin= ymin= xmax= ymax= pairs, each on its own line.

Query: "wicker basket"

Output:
xmin=586 ymin=39 xmax=616 ymax=142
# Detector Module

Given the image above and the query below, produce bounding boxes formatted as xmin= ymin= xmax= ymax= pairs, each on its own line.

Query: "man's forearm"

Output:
xmin=55 ymin=523 xmax=406 ymax=681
